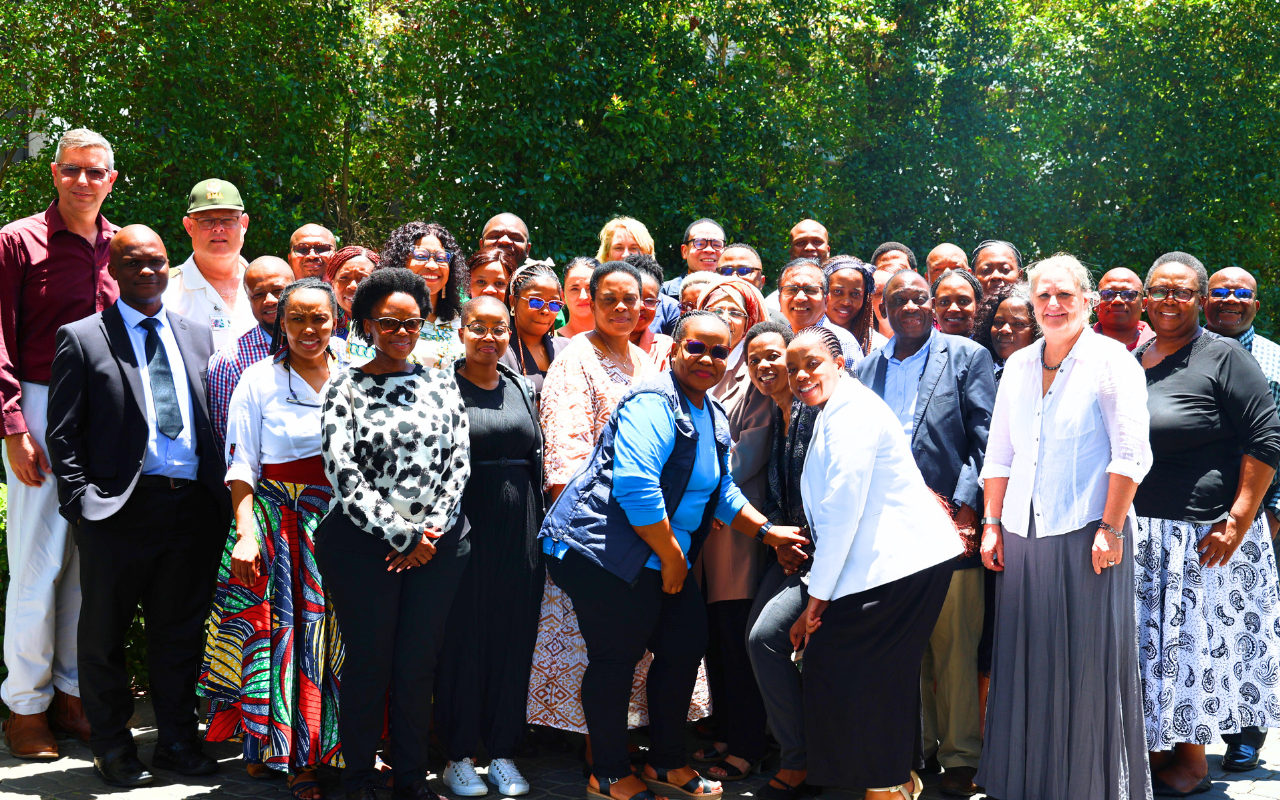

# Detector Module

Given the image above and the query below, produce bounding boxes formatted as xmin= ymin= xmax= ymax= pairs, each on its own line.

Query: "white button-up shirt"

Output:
xmin=162 ymin=254 xmax=255 ymax=352
xmin=981 ymin=327 xmax=1151 ymax=537
xmin=116 ymin=302 xmax=198 ymax=480
xmin=224 ymin=356 xmax=332 ymax=486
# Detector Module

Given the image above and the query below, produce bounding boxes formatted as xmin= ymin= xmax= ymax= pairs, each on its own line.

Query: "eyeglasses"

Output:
xmin=716 ymin=265 xmax=760 ymax=277
xmin=55 ymin=163 xmax=111 ymax=182
xmin=683 ymin=339 xmax=731 ymax=360
xmin=410 ymin=249 xmax=453 ymax=265
xmin=1209 ymin=287 xmax=1256 ymax=300
xmin=522 ymin=297 xmax=566 ymax=313
xmin=640 ymin=297 xmax=659 ymax=309
xmin=464 ymin=323 xmax=511 ymax=338
xmin=708 ymin=307 xmax=748 ymax=321
xmin=292 ymin=244 xmax=334 ymax=257
xmin=1099 ymin=289 xmax=1140 ymax=303
xmin=285 ymin=366 xmax=323 ymax=408
xmin=679 ymin=301 xmax=697 ymax=313
xmin=780 ymin=284 xmax=823 ymax=298
xmin=374 ymin=317 xmax=426 ymax=334
xmin=1146 ymin=288 xmax=1197 ymax=303
xmin=685 ymin=238 xmax=725 ymax=251
xmin=192 ymin=214 xmax=244 ymax=231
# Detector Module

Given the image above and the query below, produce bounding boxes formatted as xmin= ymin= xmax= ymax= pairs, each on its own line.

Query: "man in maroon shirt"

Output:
xmin=1093 ymin=267 xmax=1155 ymax=351
xmin=0 ymin=128 xmax=120 ymax=758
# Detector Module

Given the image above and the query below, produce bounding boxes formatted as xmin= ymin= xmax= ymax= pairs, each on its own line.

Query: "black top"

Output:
xmin=497 ymin=333 xmax=570 ymax=395
xmin=1132 ymin=330 xmax=1280 ymax=523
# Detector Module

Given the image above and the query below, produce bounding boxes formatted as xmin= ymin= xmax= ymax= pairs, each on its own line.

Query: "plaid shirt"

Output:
xmin=208 ymin=324 xmax=273 ymax=455
xmin=1234 ymin=327 xmax=1280 ymax=516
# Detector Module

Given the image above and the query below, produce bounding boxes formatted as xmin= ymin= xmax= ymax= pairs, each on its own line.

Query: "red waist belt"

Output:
xmin=261 ymin=456 xmax=330 ymax=487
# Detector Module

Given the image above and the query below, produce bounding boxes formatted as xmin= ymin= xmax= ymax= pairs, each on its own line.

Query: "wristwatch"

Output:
xmin=756 ymin=521 xmax=774 ymax=542
xmin=981 ymin=517 xmax=1002 ymax=528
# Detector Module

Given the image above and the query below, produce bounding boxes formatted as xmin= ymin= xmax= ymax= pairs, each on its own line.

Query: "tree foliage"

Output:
xmin=2 ymin=0 xmax=1277 ymax=324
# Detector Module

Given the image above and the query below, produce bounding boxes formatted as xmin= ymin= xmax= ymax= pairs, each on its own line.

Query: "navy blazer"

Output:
xmin=855 ymin=331 xmax=995 ymax=511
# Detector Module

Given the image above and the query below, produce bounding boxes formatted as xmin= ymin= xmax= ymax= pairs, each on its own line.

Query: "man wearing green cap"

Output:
xmin=162 ymin=179 xmax=256 ymax=352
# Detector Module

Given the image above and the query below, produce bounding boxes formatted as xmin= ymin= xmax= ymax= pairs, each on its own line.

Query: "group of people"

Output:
xmin=2 ymin=127 xmax=1278 ymax=800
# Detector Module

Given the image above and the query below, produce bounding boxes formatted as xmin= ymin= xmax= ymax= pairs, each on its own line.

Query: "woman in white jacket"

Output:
xmin=786 ymin=326 xmax=961 ymax=800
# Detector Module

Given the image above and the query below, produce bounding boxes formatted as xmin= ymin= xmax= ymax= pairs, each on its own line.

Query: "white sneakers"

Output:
xmin=443 ymin=759 xmax=488 ymax=797
xmin=441 ymin=758 xmax=530 ymax=797
xmin=486 ymin=758 xmax=530 ymax=796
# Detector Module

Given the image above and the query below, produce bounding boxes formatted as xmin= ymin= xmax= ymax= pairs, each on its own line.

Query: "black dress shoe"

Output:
xmin=1222 ymin=743 xmax=1262 ymax=772
xmin=152 ymin=740 xmax=219 ymax=776
xmin=393 ymin=778 xmax=443 ymax=800
xmin=94 ymin=745 xmax=155 ymax=788
xmin=920 ymin=754 xmax=942 ymax=775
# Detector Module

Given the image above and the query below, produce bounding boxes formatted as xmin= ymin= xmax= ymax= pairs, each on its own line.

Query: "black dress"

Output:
xmin=435 ymin=367 xmax=546 ymax=760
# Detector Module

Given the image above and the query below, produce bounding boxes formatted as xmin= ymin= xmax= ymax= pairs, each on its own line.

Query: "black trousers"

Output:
xmin=1223 ymin=727 xmax=1269 ymax=748
xmin=546 ymin=549 xmax=707 ymax=782
xmin=74 ymin=483 xmax=223 ymax=757
xmin=705 ymin=599 xmax=768 ymax=761
xmin=315 ymin=511 xmax=470 ymax=794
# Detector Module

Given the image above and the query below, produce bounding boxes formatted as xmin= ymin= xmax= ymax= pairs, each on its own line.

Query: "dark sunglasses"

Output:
xmin=717 ymin=265 xmax=761 ymax=277
xmin=374 ymin=317 xmax=426 ymax=334
xmin=292 ymin=244 xmax=334 ymax=257
xmin=522 ymin=296 xmax=565 ymax=313
xmin=1209 ymin=287 xmax=1256 ymax=300
xmin=55 ymin=163 xmax=111 ymax=181
xmin=1098 ymin=289 xmax=1140 ymax=302
xmin=683 ymin=339 xmax=730 ymax=361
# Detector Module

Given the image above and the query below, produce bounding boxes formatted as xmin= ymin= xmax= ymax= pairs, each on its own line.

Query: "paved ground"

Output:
xmin=1 ymin=714 xmax=1277 ymax=800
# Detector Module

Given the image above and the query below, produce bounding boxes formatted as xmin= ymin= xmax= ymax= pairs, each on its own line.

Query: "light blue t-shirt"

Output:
xmin=612 ymin=393 xmax=747 ymax=571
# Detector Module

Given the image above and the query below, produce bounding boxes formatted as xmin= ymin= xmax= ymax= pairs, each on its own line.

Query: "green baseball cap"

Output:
xmin=186 ymin=179 xmax=244 ymax=214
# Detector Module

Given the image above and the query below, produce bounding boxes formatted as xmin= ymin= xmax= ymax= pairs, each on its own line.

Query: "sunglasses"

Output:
xmin=374 ymin=317 xmax=426 ymax=334
xmin=1209 ymin=287 xmax=1256 ymax=300
xmin=522 ymin=296 xmax=565 ymax=313
xmin=683 ymin=339 xmax=730 ymax=361
xmin=464 ymin=323 xmax=511 ymax=338
xmin=292 ymin=244 xmax=334 ymax=257
xmin=55 ymin=163 xmax=111 ymax=182
xmin=410 ymin=249 xmax=453 ymax=265
xmin=285 ymin=366 xmax=323 ymax=408
xmin=716 ymin=266 xmax=760 ymax=277
xmin=1098 ymin=289 xmax=1140 ymax=302
xmin=1146 ymin=288 xmax=1197 ymax=303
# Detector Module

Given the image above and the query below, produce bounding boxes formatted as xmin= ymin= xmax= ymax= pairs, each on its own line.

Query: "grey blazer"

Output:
xmin=47 ymin=302 xmax=232 ymax=524
xmin=854 ymin=331 xmax=995 ymax=511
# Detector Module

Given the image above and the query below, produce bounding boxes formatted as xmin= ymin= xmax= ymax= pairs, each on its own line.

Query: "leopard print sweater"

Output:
xmin=322 ymin=364 xmax=471 ymax=552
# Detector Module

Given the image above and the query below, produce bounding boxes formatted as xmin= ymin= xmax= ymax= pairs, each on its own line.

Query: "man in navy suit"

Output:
xmin=855 ymin=270 xmax=995 ymax=797
xmin=47 ymin=225 xmax=231 ymax=788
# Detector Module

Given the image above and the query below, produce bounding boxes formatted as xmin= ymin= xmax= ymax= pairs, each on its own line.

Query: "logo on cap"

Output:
xmin=206 ymin=180 xmax=223 ymax=200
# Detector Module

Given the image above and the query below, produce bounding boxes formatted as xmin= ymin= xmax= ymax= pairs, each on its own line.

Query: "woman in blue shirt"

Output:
xmin=539 ymin=311 xmax=807 ymax=800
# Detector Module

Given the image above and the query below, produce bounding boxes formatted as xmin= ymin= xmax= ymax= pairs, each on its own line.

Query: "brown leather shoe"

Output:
xmin=3 ymin=711 xmax=59 ymax=759
xmin=49 ymin=690 xmax=91 ymax=743
xmin=939 ymin=765 xmax=980 ymax=797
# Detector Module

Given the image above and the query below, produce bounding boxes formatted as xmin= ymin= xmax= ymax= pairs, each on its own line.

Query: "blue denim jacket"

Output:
xmin=539 ymin=371 xmax=734 ymax=584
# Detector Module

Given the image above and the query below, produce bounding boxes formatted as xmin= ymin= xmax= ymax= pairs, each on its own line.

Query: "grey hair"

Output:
xmin=1148 ymin=251 xmax=1210 ymax=297
xmin=55 ymin=128 xmax=115 ymax=170
xmin=1026 ymin=253 xmax=1098 ymax=315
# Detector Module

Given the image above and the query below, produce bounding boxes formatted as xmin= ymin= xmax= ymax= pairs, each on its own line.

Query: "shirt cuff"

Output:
xmin=1105 ymin=458 xmax=1149 ymax=483
xmin=223 ymin=463 xmax=258 ymax=487
xmin=2 ymin=408 xmax=28 ymax=437
xmin=622 ymin=506 xmax=667 ymax=528
xmin=714 ymin=493 xmax=749 ymax=525
xmin=980 ymin=463 xmax=1012 ymax=481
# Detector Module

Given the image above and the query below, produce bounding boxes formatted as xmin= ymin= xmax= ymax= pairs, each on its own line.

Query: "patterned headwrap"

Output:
xmin=821 ymin=255 xmax=876 ymax=355
xmin=694 ymin=275 xmax=767 ymax=337
xmin=325 ymin=245 xmax=380 ymax=283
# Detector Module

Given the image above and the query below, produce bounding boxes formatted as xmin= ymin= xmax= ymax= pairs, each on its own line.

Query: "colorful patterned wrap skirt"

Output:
xmin=198 ymin=456 xmax=344 ymax=772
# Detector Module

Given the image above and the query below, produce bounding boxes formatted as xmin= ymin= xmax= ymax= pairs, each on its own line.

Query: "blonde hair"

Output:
xmin=1026 ymin=253 xmax=1098 ymax=323
xmin=55 ymin=128 xmax=115 ymax=170
xmin=595 ymin=217 xmax=655 ymax=262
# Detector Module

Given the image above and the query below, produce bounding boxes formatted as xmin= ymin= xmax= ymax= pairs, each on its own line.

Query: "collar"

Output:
xmin=45 ymin=201 xmax=110 ymax=245
xmin=117 ymin=300 xmax=167 ymax=331
xmin=178 ymin=253 xmax=244 ymax=293
xmin=885 ymin=328 xmax=933 ymax=365
xmin=1236 ymin=326 xmax=1256 ymax=352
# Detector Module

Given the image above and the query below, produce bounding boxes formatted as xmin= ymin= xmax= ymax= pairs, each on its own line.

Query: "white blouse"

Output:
xmin=980 ymin=327 xmax=1151 ymax=538
xmin=801 ymin=376 xmax=962 ymax=601
xmin=224 ymin=357 xmax=331 ymax=486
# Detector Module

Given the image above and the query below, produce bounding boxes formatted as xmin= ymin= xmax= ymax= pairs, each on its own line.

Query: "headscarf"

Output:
xmin=325 ymin=245 xmax=380 ymax=283
xmin=694 ymin=276 xmax=767 ymax=335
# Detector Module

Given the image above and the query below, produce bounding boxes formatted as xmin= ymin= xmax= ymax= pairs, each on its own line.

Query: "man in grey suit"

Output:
xmin=855 ymin=270 xmax=995 ymax=797
xmin=47 ymin=225 xmax=231 ymax=788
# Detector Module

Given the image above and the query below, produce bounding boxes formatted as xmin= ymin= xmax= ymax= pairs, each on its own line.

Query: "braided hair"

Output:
xmin=504 ymin=262 xmax=561 ymax=377
xmin=269 ymin=278 xmax=339 ymax=355
xmin=325 ymin=245 xmax=380 ymax=283
xmin=821 ymin=255 xmax=876 ymax=355
xmin=793 ymin=325 xmax=844 ymax=362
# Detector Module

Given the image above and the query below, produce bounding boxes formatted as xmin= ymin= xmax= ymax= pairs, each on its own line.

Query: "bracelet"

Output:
xmin=1099 ymin=521 xmax=1125 ymax=539
xmin=756 ymin=521 xmax=774 ymax=543
xmin=981 ymin=517 xmax=1002 ymax=528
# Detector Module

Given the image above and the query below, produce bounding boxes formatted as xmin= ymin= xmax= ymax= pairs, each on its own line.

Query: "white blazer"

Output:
xmin=801 ymin=375 xmax=963 ymax=601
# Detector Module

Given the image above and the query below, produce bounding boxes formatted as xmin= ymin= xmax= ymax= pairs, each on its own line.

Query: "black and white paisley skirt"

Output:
xmin=1135 ymin=514 xmax=1280 ymax=750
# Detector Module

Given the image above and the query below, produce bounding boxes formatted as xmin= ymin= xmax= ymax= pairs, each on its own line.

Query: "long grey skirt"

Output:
xmin=976 ymin=519 xmax=1152 ymax=800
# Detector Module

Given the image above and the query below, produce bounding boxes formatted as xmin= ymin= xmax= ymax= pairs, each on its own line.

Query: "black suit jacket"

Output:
xmin=47 ymin=302 xmax=232 ymax=524
xmin=854 ymin=331 xmax=996 ymax=511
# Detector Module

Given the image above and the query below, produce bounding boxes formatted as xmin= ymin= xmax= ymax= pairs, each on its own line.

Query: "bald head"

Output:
xmin=461 ymin=294 xmax=511 ymax=325
xmin=1100 ymin=267 xmax=1142 ymax=287
xmin=1205 ymin=266 xmax=1260 ymax=337
xmin=789 ymin=219 xmax=830 ymax=262
xmin=926 ymin=243 xmax=968 ymax=285
xmin=110 ymin=225 xmax=169 ymax=313
xmin=289 ymin=223 xmax=336 ymax=279
xmin=480 ymin=213 xmax=531 ymax=261
xmin=245 ymin=256 xmax=295 ymax=329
